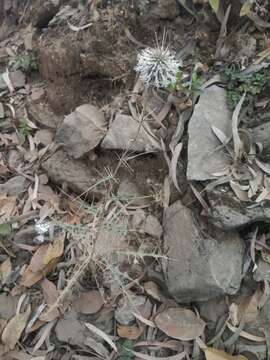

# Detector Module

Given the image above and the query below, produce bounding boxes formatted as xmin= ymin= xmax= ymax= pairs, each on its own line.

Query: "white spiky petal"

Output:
xmin=135 ymin=46 xmax=182 ymax=88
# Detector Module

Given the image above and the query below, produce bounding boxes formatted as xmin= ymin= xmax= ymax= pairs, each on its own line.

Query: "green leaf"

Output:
xmin=208 ymin=0 xmax=220 ymax=13
xmin=0 ymin=223 xmax=12 ymax=236
xmin=240 ymin=1 xmax=252 ymax=16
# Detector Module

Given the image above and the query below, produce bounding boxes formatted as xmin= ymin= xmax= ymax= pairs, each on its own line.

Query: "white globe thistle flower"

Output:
xmin=135 ymin=46 xmax=182 ymax=88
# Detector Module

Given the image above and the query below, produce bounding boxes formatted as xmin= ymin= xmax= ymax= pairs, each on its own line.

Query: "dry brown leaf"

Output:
xmin=232 ymin=94 xmax=245 ymax=160
xmin=68 ymin=21 xmax=92 ymax=31
xmin=154 ymin=307 xmax=205 ymax=340
xmin=28 ymin=245 xmax=50 ymax=273
xmin=230 ymin=181 xmax=249 ymax=202
xmin=211 ymin=125 xmax=230 ymax=145
xmin=32 ymin=320 xmax=56 ymax=353
xmin=203 ymin=347 xmax=248 ymax=360
xmin=170 ymin=142 xmax=183 ymax=193
xmin=39 ymin=279 xmax=59 ymax=322
xmin=84 ymin=337 xmax=110 ymax=359
xmin=85 ymin=322 xmax=117 ymax=352
xmin=2 ymin=69 xmax=14 ymax=94
xmin=238 ymin=287 xmax=262 ymax=324
xmin=226 ymin=322 xmax=265 ymax=342
xmin=144 ymin=281 xmax=162 ymax=301
xmin=1 ymin=306 xmax=31 ymax=350
xmin=255 ymin=159 xmax=270 ymax=175
xmin=117 ymin=324 xmax=144 ymax=340
xmin=20 ymin=258 xmax=58 ymax=288
xmin=41 ymin=279 xmax=58 ymax=305
xmin=0 ymin=257 xmax=11 ymax=284
xmin=43 ymin=236 xmax=64 ymax=265
xmin=73 ymin=290 xmax=103 ymax=314
xmin=0 ymin=196 xmax=17 ymax=223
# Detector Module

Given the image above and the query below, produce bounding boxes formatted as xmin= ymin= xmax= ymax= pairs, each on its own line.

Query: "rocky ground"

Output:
xmin=1 ymin=0 xmax=270 ymax=359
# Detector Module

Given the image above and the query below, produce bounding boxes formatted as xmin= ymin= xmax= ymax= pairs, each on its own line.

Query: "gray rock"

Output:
xmin=207 ymin=187 xmax=270 ymax=230
xmin=34 ymin=129 xmax=54 ymax=146
xmin=250 ymin=121 xmax=270 ymax=162
xmin=163 ymin=200 xmax=245 ymax=302
xmin=144 ymin=215 xmax=163 ymax=239
xmin=42 ymin=149 xmax=104 ymax=198
xmin=56 ymin=104 xmax=107 ymax=159
xmin=101 ymin=114 xmax=162 ymax=152
xmin=253 ymin=259 xmax=270 ymax=282
xmin=0 ymin=176 xmax=28 ymax=196
xmin=187 ymin=86 xmax=232 ymax=181
xmin=0 ymin=70 xmax=25 ymax=91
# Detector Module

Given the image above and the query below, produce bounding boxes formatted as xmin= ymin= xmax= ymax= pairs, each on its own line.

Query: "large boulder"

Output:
xmin=163 ymin=201 xmax=245 ymax=302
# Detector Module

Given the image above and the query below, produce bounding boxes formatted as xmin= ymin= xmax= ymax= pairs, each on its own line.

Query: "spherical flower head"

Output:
xmin=135 ymin=46 xmax=182 ymax=88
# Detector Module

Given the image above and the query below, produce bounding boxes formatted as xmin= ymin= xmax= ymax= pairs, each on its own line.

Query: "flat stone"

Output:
xmin=101 ymin=114 xmax=162 ymax=152
xmin=55 ymin=104 xmax=107 ymax=159
xmin=144 ymin=215 xmax=163 ymax=239
xmin=34 ymin=129 xmax=54 ymax=146
xmin=0 ymin=176 xmax=28 ymax=196
xmin=207 ymin=187 xmax=270 ymax=230
xmin=42 ymin=149 xmax=104 ymax=198
xmin=187 ymin=86 xmax=232 ymax=181
xmin=163 ymin=200 xmax=245 ymax=303
xmin=0 ymin=70 xmax=25 ymax=91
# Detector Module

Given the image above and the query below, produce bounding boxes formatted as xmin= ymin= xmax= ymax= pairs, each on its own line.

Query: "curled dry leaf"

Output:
xmin=84 ymin=337 xmax=110 ymax=359
xmin=20 ymin=237 xmax=64 ymax=288
xmin=73 ymin=290 xmax=103 ymax=314
xmin=85 ymin=322 xmax=117 ymax=352
xmin=232 ymin=94 xmax=245 ymax=160
xmin=39 ymin=279 xmax=59 ymax=322
xmin=144 ymin=281 xmax=162 ymax=301
xmin=154 ymin=307 xmax=205 ymax=341
xmin=170 ymin=142 xmax=183 ymax=193
xmin=43 ymin=236 xmax=64 ymax=265
xmin=226 ymin=322 xmax=265 ymax=342
xmin=202 ymin=346 xmax=248 ymax=360
xmin=1 ymin=305 xmax=31 ymax=350
xmin=0 ymin=257 xmax=12 ymax=284
xmin=117 ymin=324 xmax=144 ymax=340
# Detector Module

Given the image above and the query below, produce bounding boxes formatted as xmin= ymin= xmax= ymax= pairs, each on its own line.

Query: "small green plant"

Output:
xmin=168 ymin=69 xmax=202 ymax=99
xmin=19 ymin=118 xmax=31 ymax=143
xmin=222 ymin=66 xmax=269 ymax=110
xmin=9 ymin=51 xmax=37 ymax=73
